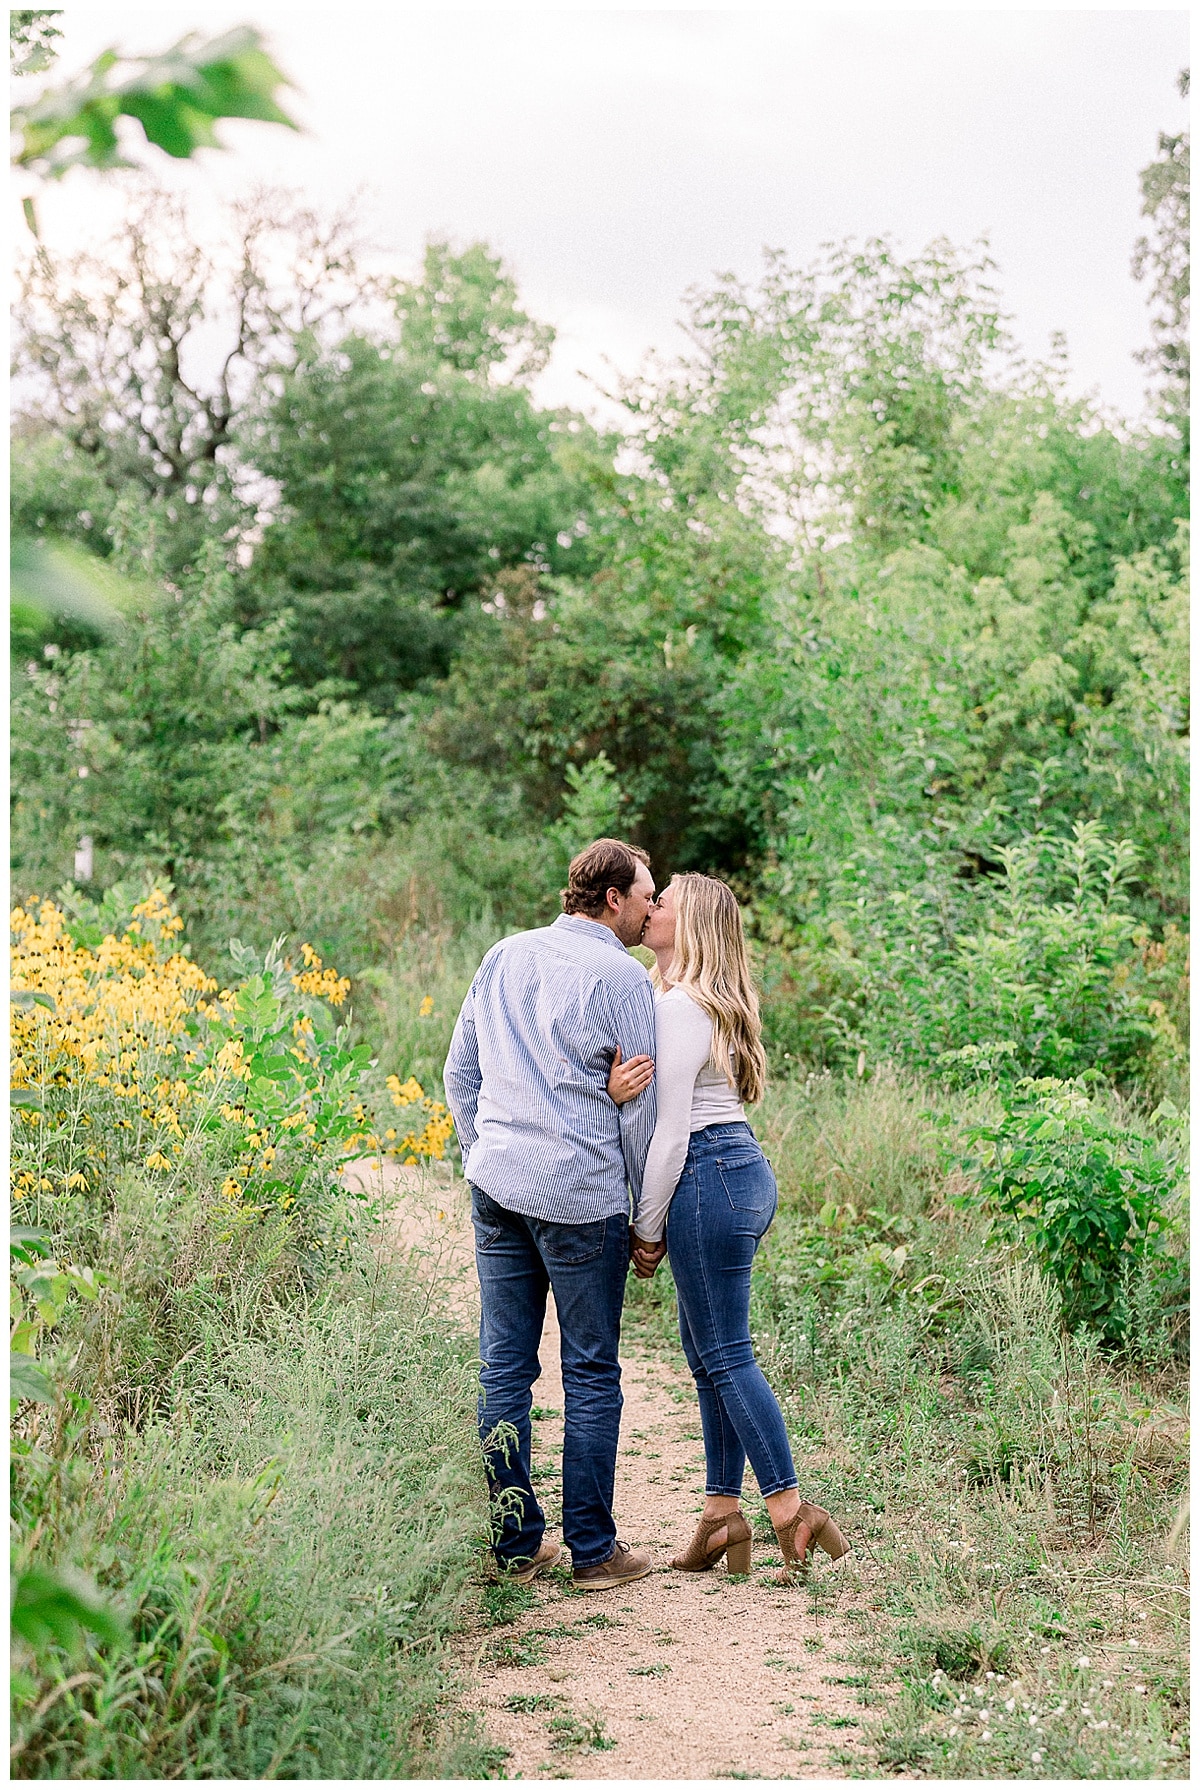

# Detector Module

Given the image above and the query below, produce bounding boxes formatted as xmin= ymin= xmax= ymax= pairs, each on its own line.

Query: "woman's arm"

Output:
xmin=632 ymin=993 xmax=714 ymax=1244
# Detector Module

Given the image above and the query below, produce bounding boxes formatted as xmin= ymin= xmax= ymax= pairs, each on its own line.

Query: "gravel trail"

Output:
xmin=466 ymin=1295 xmax=872 ymax=1780
xmin=350 ymin=1159 xmax=876 ymax=1779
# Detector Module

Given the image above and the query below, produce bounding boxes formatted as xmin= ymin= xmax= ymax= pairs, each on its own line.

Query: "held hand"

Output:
xmin=607 ymin=1045 xmax=655 ymax=1106
xmin=628 ymin=1228 xmax=667 ymax=1279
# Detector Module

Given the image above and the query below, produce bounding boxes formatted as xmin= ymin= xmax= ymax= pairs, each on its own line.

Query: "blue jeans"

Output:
xmin=470 ymin=1184 xmax=628 ymax=1569
xmin=666 ymin=1122 xmax=797 ymax=1499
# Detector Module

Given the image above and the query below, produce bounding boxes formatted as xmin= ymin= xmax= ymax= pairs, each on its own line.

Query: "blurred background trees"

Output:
xmin=10 ymin=66 xmax=1189 ymax=1098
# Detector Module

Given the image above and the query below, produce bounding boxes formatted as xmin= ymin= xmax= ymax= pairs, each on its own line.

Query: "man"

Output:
xmin=444 ymin=838 xmax=658 ymax=1590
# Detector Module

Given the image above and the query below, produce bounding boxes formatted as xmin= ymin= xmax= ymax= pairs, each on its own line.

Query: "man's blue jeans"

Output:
xmin=470 ymin=1184 xmax=628 ymax=1570
xmin=666 ymin=1122 xmax=798 ymax=1498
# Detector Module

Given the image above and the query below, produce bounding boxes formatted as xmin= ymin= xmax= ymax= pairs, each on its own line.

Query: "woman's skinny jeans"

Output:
xmin=665 ymin=1121 xmax=797 ymax=1499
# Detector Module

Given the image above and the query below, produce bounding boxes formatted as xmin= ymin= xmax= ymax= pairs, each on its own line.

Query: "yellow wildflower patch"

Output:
xmin=13 ymin=895 xmax=456 ymax=1243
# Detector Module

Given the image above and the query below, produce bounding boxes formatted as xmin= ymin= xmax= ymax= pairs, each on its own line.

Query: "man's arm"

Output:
xmin=613 ymin=979 xmax=657 ymax=1210
xmin=443 ymin=981 xmax=482 ymax=1160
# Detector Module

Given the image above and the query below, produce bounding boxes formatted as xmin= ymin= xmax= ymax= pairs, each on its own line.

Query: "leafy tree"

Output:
xmin=425 ymin=568 xmax=744 ymax=871
xmin=615 ymin=237 xmax=1008 ymax=556
xmin=10 ymin=544 xmax=393 ymax=913
xmin=392 ymin=237 xmax=554 ymax=381
xmin=13 ymin=187 xmax=369 ymax=572
xmin=243 ymin=241 xmax=602 ymax=706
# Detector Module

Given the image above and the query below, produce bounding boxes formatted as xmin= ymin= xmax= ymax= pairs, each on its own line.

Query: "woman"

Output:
xmin=609 ymin=872 xmax=848 ymax=1580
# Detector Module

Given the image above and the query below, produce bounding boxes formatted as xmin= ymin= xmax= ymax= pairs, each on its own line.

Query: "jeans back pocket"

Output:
xmin=536 ymin=1217 xmax=608 ymax=1265
xmin=714 ymin=1147 xmax=776 ymax=1214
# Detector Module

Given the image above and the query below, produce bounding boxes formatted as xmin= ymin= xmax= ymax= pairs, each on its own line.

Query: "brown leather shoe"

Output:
xmin=504 ymin=1537 xmax=562 ymax=1585
xmin=672 ymin=1509 xmax=752 ymax=1574
xmin=773 ymin=1502 xmax=849 ymax=1583
xmin=572 ymin=1539 xmax=653 ymax=1592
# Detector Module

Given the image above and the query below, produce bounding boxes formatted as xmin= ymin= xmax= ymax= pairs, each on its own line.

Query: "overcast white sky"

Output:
xmin=20 ymin=6 xmax=1191 ymax=423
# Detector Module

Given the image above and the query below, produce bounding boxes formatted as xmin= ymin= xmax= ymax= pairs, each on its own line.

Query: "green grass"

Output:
xmin=11 ymin=1168 xmax=497 ymax=1779
xmin=14 ymin=924 xmax=1187 ymax=1780
xmin=623 ymin=1065 xmax=1190 ymax=1780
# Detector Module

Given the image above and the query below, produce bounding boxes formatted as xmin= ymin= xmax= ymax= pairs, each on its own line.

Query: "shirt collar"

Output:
xmin=552 ymin=913 xmax=629 ymax=953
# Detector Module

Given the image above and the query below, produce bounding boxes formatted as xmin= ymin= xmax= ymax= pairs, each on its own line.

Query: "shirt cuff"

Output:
xmin=633 ymin=1222 xmax=664 ymax=1244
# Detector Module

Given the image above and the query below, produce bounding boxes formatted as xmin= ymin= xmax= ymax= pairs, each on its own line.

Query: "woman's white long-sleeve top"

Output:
xmin=633 ymin=986 xmax=746 ymax=1244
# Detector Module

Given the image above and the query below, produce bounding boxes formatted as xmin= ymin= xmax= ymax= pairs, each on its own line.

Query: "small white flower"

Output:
xmin=1075 ymin=1656 xmax=1090 ymax=1669
xmin=1031 ymin=1752 xmax=1042 ymax=1765
xmin=1098 ymin=1720 xmax=1109 ymax=1731
xmin=1128 ymin=1639 xmax=1139 ymax=1649
xmin=986 ymin=1671 xmax=996 ymax=1681
xmin=1102 ymin=1680 xmax=1113 ymax=1689
xmin=1005 ymin=1699 xmax=1016 ymax=1712
xmin=1041 ymin=1646 xmax=1051 ymax=1655
xmin=1081 ymin=1705 xmax=1091 ymax=1714
xmin=1029 ymin=1715 xmax=1039 ymax=1727
xmin=981 ymin=1729 xmax=992 ymax=1740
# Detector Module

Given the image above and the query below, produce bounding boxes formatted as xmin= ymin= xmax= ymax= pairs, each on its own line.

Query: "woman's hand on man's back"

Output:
xmin=608 ymin=1045 xmax=655 ymax=1105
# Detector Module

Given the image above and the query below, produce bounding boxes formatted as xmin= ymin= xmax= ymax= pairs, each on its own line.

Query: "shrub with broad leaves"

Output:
xmin=957 ymin=1077 xmax=1184 ymax=1343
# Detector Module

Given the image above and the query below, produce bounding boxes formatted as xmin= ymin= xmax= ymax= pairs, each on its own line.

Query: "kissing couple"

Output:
xmin=444 ymin=838 xmax=848 ymax=1590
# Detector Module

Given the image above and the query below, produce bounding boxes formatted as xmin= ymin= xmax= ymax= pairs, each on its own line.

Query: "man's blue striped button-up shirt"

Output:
xmin=443 ymin=913 xmax=657 ymax=1224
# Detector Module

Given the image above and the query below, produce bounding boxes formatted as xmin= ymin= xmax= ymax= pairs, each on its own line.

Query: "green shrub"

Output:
xmin=957 ymin=1077 xmax=1183 ymax=1342
xmin=822 ymin=824 xmax=1182 ymax=1093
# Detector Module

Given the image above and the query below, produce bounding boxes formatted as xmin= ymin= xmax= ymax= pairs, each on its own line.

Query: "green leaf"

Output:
xmin=10 ymin=1226 xmax=52 ymax=1261
xmin=10 ymin=1353 xmax=55 ymax=1404
xmin=12 ymin=27 xmax=297 ymax=182
xmin=10 ymin=1566 xmax=128 ymax=1650
xmin=10 ymin=988 xmax=56 ymax=1010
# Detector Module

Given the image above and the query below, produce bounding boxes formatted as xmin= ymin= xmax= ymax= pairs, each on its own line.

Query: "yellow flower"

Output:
xmin=291 ymin=943 xmax=350 ymax=1007
xmin=145 ymin=1151 xmax=172 ymax=1171
xmin=386 ymin=1074 xmax=425 ymax=1107
xmin=418 ymin=995 xmax=434 ymax=1018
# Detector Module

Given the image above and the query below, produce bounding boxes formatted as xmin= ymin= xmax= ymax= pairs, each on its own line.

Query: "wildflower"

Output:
xmin=387 ymin=1073 xmax=425 ymax=1106
xmin=291 ymin=943 xmax=350 ymax=1006
xmin=145 ymin=1151 xmax=172 ymax=1171
xmin=418 ymin=995 xmax=434 ymax=1017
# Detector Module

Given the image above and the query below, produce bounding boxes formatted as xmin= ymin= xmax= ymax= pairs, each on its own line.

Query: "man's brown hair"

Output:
xmin=562 ymin=838 xmax=651 ymax=918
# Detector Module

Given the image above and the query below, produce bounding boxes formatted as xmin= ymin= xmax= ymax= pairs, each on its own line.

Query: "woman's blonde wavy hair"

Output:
xmin=657 ymin=872 xmax=767 ymax=1105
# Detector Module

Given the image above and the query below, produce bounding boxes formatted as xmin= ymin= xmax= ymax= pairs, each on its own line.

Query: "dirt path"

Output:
xmin=349 ymin=1160 xmax=877 ymax=1779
